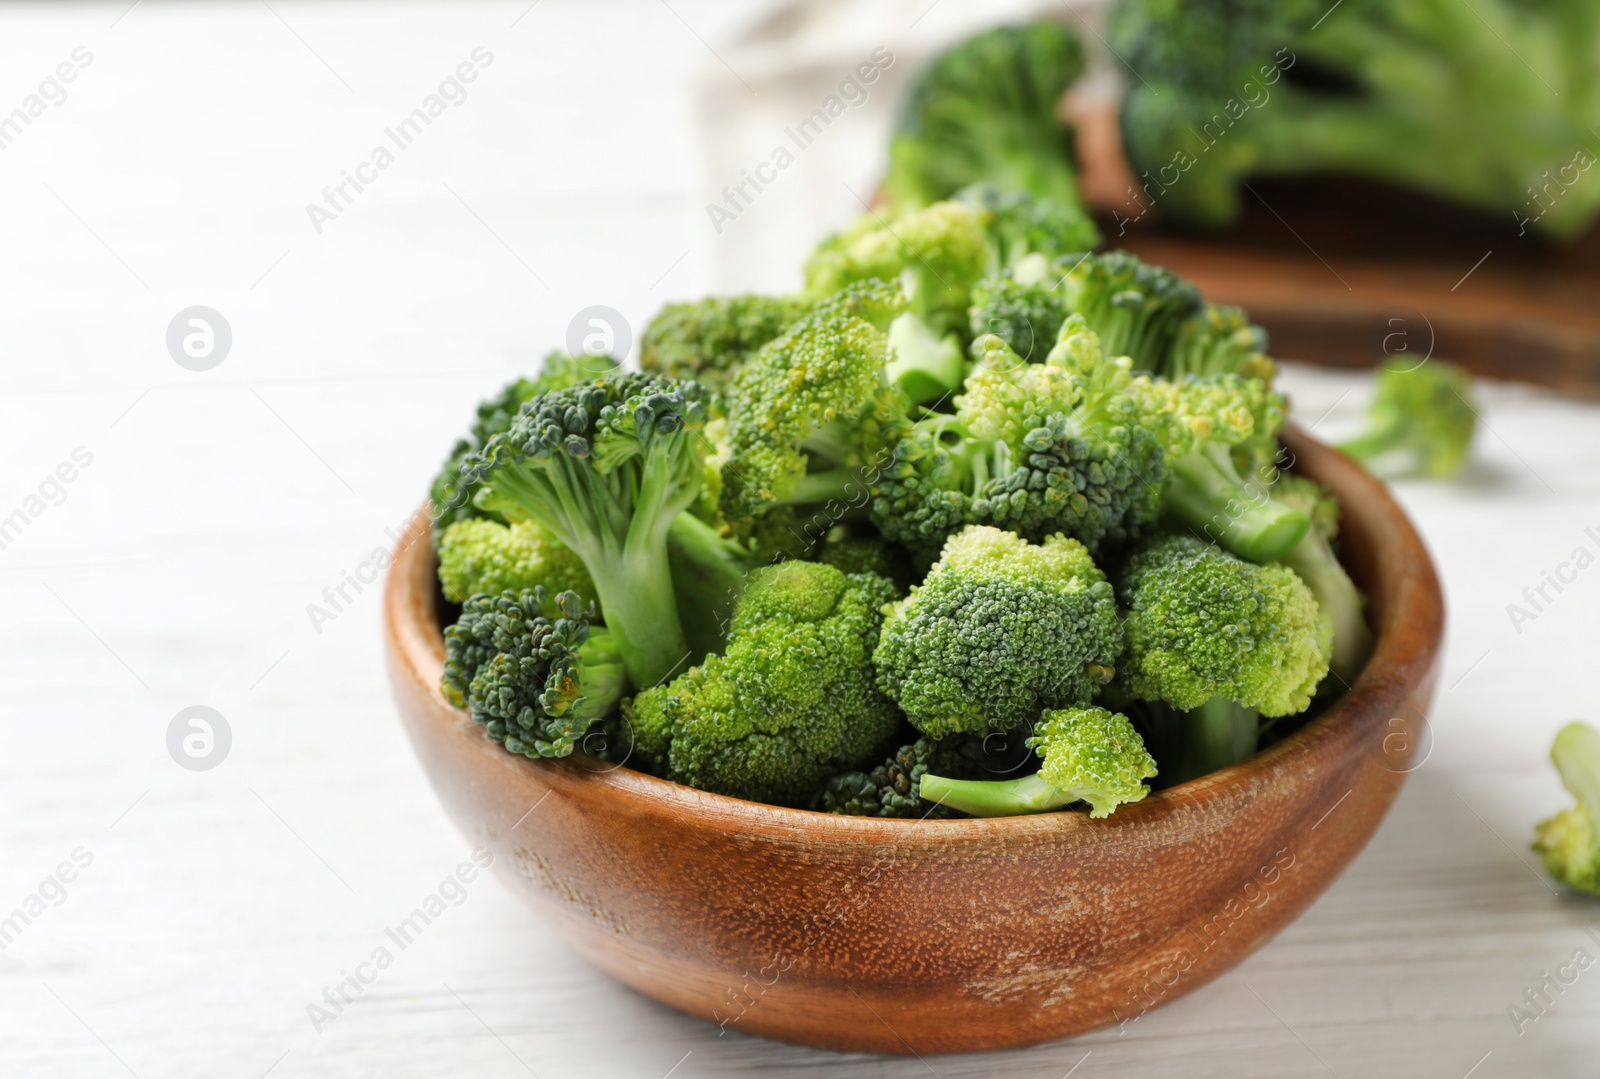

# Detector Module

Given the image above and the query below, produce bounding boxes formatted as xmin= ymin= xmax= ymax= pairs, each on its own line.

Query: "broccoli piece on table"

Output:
xmin=1116 ymin=532 xmax=1330 ymax=718
xmin=469 ymin=372 xmax=736 ymax=688
xmin=429 ymin=353 xmax=620 ymax=538
xmin=920 ymin=706 xmax=1158 ymax=818
xmin=441 ymin=588 xmax=627 ymax=759
xmin=623 ymin=562 xmax=902 ymax=806
xmin=436 ymin=518 xmax=596 ymax=607
xmin=1273 ymin=473 xmax=1373 ymax=684
xmin=1535 ymin=721 xmax=1600 ymax=896
xmin=640 ymin=294 xmax=811 ymax=394
xmin=874 ymin=525 xmax=1122 ymax=739
xmin=1338 ymin=360 xmax=1477 ymax=479
xmin=885 ymin=21 xmax=1094 ymax=223
xmin=1108 ymin=0 xmax=1600 ymax=239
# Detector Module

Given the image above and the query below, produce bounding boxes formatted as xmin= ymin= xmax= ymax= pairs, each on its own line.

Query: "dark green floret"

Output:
xmin=885 ymin=21 xmax=1094 ymax=220
xmin=442 ymin=588 xmax=627 ymax=759
xmin=816 ymin=734 xmax=990 ymax=818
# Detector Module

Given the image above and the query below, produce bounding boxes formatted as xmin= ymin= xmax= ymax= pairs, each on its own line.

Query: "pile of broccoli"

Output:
xmin=427 ymin=187 xmax=1384 ymax=819
xmin=1107 ymin=0 xmax=1600 ymax=240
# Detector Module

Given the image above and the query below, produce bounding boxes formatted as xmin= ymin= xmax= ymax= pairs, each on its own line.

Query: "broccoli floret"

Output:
xmin=1060 ymin=250 xmax=1202 ymax=373
xmin=884 ymin=21 xmax=1094 ymax=221
xmin=1274 ymin=473 xmax=1373 ymax=684
xmin=1165 ymin=304 xmax=1277 ymax=384
xmin=813 ymin=533 xmax=911 ymax=588
xmin=622 ymin=562 xmax=902 ymax=805
xmin=815 ymin=734 xmax=990 ymax=818
xmin=1535 ymin=722 xmax=1600 ymax=895
xmin=436 ymin=518 xmax=596 ymax=606
xmin=640 ymin=294 xmax=811 ymax=393
xmin=429 ymin=353 xmax=620 ymax=539
xmin=1108 ymin=0 xmax=1600 ymax=239
xmin=920 ymin=706 xmax=1158 ymax=818
xmin=1338 ymin=360 xmax=1477 ymax=478
xmin=956 ymin=183 xmax=1100 ymax=275
xmin=1116 ymin=532 xmax=1330 ymax=717
xmin=469 ymin=373 xmax=728 ymax=688
xmin=441 ymin=588 xmax=627 ymax=759
xmin=874 ymin=526 xmax=1123 ymax=739
xmin=969 ymin=274 xmax=1067 ymax=363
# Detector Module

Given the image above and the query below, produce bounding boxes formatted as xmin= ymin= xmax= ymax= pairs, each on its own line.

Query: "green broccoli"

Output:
xmin=429 ymin=353 xmax=620 ymax=539
xmin=816 ymin=734 xmax=990 ymax=818
xmin=872 ymin=318 xmax=1169 ymax=561
xmin=885 ymin=21 xmax=1095 ymax=223
xmin=469 ymin=372 xmax=733 ymax=688
xmin=1273 ymin=473 xmax=1373 ymax=684
xmin=1535 ymin=721 xmax=1600 ymax=895
xmin=1108 ymin=0 xmax=1600 ymax=240
xmin=441 ymin=588 xmax=627 ymax=759
xmin=1338 ymin=360 xmax=1477 ymax=478
xmin=873 ymin=525 xmax=1123 ymax=739
xmin=1128 ymin=695 xmax=1263 ymax=785
xmin=436 ymin=517 xmax=596 ymax=606
xmin=1116 ymin=532 xmax=1330 ymax=718
xmin=920 ymin=706 xmax=1158 ymax=818
xmin=802 ymin=201 xmax=989 ymax=401
xmin=1060 ymin=250 xmax=1202 ymax=373
xmin=969 ymin=274 xmax=1066 ymax=363
xmin=813 ymin=533 xmax=911 ymax=587
xmin=957 ymin=182 xmax=1100 ymax=276
xmin=622 ymin=561 xmax=902 ymax=805
xmin=640 ymin=294 xmax=811 ymax=393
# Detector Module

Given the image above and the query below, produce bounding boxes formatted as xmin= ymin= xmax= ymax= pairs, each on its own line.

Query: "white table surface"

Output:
xmin=2 ymin=3 xmax=1599 ymax=1077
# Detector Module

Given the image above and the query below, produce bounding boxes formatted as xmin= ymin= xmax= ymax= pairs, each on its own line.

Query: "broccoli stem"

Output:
xmin=574 ymin=631 xmax=629 ymax=722
xmin=666 ymin=512 xmax=751 ymax=662
xmin=886 ymin=313 xmax=966 ymax=405
xmin=1280 ymin=529 xmax=1373 ymax=684
xmin=788 ymin=467 xmax=864 ymax=506
xmin=1164 ymin=444 xmax=1309 ymax=563
xmin=1184 ymin=697 xmax=1260 ymax=779
xmin=919 ymin=772 xmax=1072 ymax=817
xmin=1336 ymin=425 xmax=1409 ymax=470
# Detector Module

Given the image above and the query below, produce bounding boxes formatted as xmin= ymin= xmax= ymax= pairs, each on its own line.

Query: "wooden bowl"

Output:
xmin=383 ymin=425 xmax=1444 ymax=1054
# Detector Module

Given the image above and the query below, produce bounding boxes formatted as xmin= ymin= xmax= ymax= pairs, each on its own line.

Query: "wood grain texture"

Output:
xmin=383 ymin=427 xmax=1445 ymax=1054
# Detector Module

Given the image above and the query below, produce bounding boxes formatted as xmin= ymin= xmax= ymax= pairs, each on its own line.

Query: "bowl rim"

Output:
xmin=387 ymin=423 xmax=1444 ymax=841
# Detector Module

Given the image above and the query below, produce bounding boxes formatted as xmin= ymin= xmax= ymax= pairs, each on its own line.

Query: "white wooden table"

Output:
xmin=1 ymin=3 xmax=1598 ymax=1076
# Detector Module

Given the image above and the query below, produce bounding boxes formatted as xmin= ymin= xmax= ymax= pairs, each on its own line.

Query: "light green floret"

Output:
xmin=436 ymin=518 xmax=596 ymax=606
xmin=873 ymin=525 xmax=1123 ymax=739
xmin=1339 ymin=359 xmax=1478 ymax=479
xmin=921 ymin=707 xmax=1158 ymax=818
xmin=622 ymin=562 xmax=902 ymax=806
xmin=1117 ymin=532 xmax=1330 ymax=718
xmin=1534 ymin=721 xmax=1600 ymax=896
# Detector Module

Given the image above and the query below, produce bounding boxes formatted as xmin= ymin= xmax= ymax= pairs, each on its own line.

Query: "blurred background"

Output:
xmin=1 ymin=1 xmax=1597 ymax=1076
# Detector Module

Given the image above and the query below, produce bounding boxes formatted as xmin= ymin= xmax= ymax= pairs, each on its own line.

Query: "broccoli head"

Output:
xmin=1108 ymin=0 xmax=1600 ymax=239
xmin=469 ymin=372 xmax=721 ymax=688
xmin=920 ymin=706 xmax=1158 ymax=818
xmin=436 ymin=517 xmax=596 ymax=606
xmin=640 ymin=294 xmax=810 ymax=393
xmin=874 ymin=525 xmax=1123 ymax=739
xmin=957 ymin=182 xmax=1100 ymax=275
xmin=885 ymin=21 xmax=1092 ymax=218
xmin=441 ymin=588 xmax=627 ymax=759
xmin=1535 ymin=722 xmax=1600 ymax=896
xmin=623 ymin=561 xmax=902 ymax=805
xmin=1339 ymin=359 xmax=1477 ymax=478
xmin=969 ymin=274 xmax=1067 ymax=363
xmin=1060 ymin=250 xmax=1202 ymax=373
xmin=1116 ymin=532 xmax=1330 ymax=717
xmin=429 ymin=353 xmax=620 ymax=538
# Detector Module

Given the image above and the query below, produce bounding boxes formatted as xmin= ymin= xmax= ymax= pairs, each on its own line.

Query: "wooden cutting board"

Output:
xmin=1072 ymin=104 xmax=1600 ymax=394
